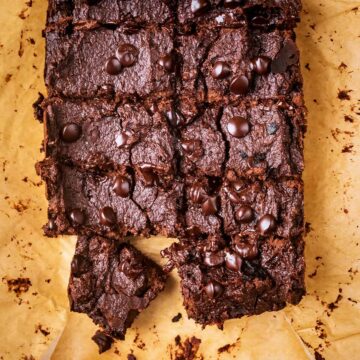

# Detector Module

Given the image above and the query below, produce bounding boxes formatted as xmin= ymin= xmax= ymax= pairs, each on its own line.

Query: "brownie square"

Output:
xmin=43 ymin=98 xmax=176 ymax=177
xmin=68 ymin=235 xmax=167 ymax=339
xmin=220 ymin=100 xmax=304 ymax=178
xmin=47 ymin=0 xmax=175 ymax=26
xmin=163 ymin=234 xmax=304 ymax=326
xmin=36 ymin=159 xmax=184 ymax=238
xmin=45 ymin=25 xmax=175 ymax=100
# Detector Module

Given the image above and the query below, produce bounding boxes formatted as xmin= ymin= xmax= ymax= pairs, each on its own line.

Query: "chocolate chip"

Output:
xmin=159 ymin=53 xmax=176 ymax=72
xmin=166 ymin=107 xmax=185 ymax=127
xmin=71 ymin=254 xmax=91 ymax=277
xmin=202 ymin=196 xmax=218 ymax=216
xmin=204 ymin=281 xmax=223 ymax=299
xmin=61 ymin=123 xmax=82 ymax=143
xmin=115 ymin=130 xmax=136 ymax=147
xmin=212 ymin=61 xmax=231 ymax=79
xmin=91 ymin=331 xmax=114 ymax=354
xmin=234 ymin=240 xmax=258 ymax=260
xmin=69 ymin=208 xmax=85 ymax=225
xmin=256 ymin=214 xmax=276 ymax=235
xmin=232 ymin=180 xmax=245 ymax=192
xmin=105 ymin=56 xmax=122 ymax=75
xmin=189 ymin=183 xmax=207 ymax=204
xmin=224 ymin=251 xmax=242 ymax=272
xmin=191 ymin=0 xmax=209 ymax=16
xmin=203 ymin=251 xmax=224 ymax=267
xmin=112 ymin=175 xmax=131 ymax=197
xmin=235 ymin=205 xmax=254 ymax=223
xmin=229 ymin=75 xmax=250 ymax=95
xmin=181 ymin=139 xmax=203 ymax=160
xmin=100 ymin=207 xmax=117 ymax=226
xmin=116 ymin=44 xmax=138 ymax=67
xmin=266 ymin=123 xmax=278 ymax=135
xmin=271 ymin=40 xmax=299 ymax=74
xmin=224 ymin=186 xmax=241 ymax=204
xmin=227 ymin=116 xmax=250 ymax=138
xmin=139 ymin=165 xmax=158 ymax=187
xmin=251 ymin=16 xmax=268 ymax=27
xmin=251 ymin=56 xmax=271 ymax=75
xmin=224 ymin=0 xmax=242 ymax=8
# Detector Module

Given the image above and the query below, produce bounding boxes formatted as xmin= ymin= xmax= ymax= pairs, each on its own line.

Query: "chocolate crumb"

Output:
xmin=344 ymin=115 xmax=354 ymax=123
xmin=92 ymin=330 xmax=114 ymax=354
xmin=35 ymin=324 xmax=50 ymax=337
xmin=5 ymin=74 xmax=12 ymax=83
xmin=218 ymin=344 xmax=231 ymax=353
xmin=341 ymin=144 xmax=353 ymax=153
xmin=171 ymin=336 xmax=202 ymax=360
xmin=314 ymin=351 xmax=325 ymax=360
xmin=337 ymin=89 xmax=352 ymax=101
xmin=172 ymin=313 xmax=182 ymax=322
xmin=305 ymin=63 xmax=310 ymax=71
xmin=4 ymin=277 xmax=31 ymax=296
xmin=127 ymin=355 xmax=136 ymax=360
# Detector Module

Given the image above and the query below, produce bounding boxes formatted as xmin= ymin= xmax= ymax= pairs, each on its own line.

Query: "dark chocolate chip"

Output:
xmin=256 ymin=214 xmax=276 ymax=235
xmin=189 ymin=183 xmax=207 ymax=204
xmin=191 ymin=0 xmax=209 ymax=16
xmin=271 ymin=40 xmax=299 ymax=74
xmin=229 ymin=75 xmax=250 ymax=95
xmin=166 ymin=107 xmax=185 ymax=127
xmin=159 ymin=53 xmax=176 ymax=72
xmin=172 ymin=313 xmax=182 ymax=322
xmin=116 ymin=44 xmax=138 ymax=67
xmin=61 ymin=123 xmax=82 ymax=143
xmin=204 ymin=281 xmax=223 ymax=299
xmin=203 ymin=251 xmax=224 ymax=267
xmin=251 ymin=56 xmax=271 ymax=75
xmin=115 ymin=130 xmax=136 ymax=147
xmin=235 ymin=205 xmax=254 ymax=223
xmin=71 ymin=254 xmax=91 ymax=277
xmin=212 ymin=61 xmax=231 ymax=79
xmin=227 ymin=116 xmax=250 ymax=138
xmin=139 ymin=165 xmax=158 ymax=187
xmin=224 ymin=0 xmax=243 ymax=8
xmin=232 ymin=180 xmax=245 ymax=192
xmin=234 ymin=240 xmax=258 ymax=260
xmin=181 ymin=139 xmax=203 ymax=160
xmin=112 ymin=175 xmax=131 ymax=198
xmin=224 ymin=251 xmax=242 ymax=272
xmin=69 ymin=208 xmax=85 ymax=225
xmin=202 ymin=196 xmax=218 ymax=216
xmin=251 ymin=16 xmax=268 ymax=27
xmin=266 ymin=123 xmax=278 ymax=135
xmin=105 ymin=56 xmax=122 ymax=75
xmin=100 ymin=207 xmax=117 ymax=226
xmin=91 ymin=331 xmax=114 ymax=354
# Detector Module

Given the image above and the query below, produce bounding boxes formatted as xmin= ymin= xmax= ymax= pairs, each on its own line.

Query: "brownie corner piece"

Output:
xmin=68 ymin=235 xmax=167 ymax=339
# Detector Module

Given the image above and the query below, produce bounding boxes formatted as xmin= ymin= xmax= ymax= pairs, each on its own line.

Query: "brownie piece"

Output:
xmin=162 ymin=234 xmax=304 ymax=326
xmin=177 ymin=0 xmax=301 ymax=32
xmin=68 ymin=235 xmax=167 ymax=339
xmin=221 ymin=100 xmax=304 ymax=178
xmin=47 ymin=0 xmax=175 ymax=26
xmin=43 ymin=98 xmax=176 ymax=177
xmin=178 ymin=27 xmax=303 ymax=108
xmin=36 ymin=159 xmax=183 ymax=238
xmin=45 ymin=25 xmax=175 ymax=100
xmin=220 ymin=173 xmax=304 ymax=239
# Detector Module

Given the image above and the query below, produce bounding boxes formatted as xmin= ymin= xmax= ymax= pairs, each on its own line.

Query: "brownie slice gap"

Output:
xmin=45 ymin=24 xmax=175 ymax=101
xmin=68 ymin=235 xmax=167 ymax=340
xmin=162 ymin=233 xmax=305 ymax=327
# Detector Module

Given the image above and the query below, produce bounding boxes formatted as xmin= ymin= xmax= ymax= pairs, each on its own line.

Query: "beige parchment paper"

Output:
xmin=0 ymin=1 xmax=360 ymax=359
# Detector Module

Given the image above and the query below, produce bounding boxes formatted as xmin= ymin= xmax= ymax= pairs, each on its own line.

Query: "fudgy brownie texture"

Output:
xmin=162 ymin=233 xmax=304 ymax=326
xmin=36 ymin=159 xmax=184 ymax=239
xmin=68 ymin=235 xmax=167 ymax=339
xmin=43 ymin=98 xmax=176 ymax=178
xmin=47 ymin=0 xmax=175 ymax=26
xmin=45 ymin=25 xmax=175 ymax=100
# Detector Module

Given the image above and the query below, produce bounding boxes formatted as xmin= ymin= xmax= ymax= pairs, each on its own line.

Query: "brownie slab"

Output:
xmin=163 ymin=234 xmax=304 ymax=326
xmin=68 ymin=235 xmax=167 ymax=339
xmin=45 ymin=25 xmax=175 ymax=100
xmin=36 ymin=159 xmax=183 ymax=238
xmin=43 ymin=98 xmax=176 ymax=177
xmin=47 ymin=0 xmax=175 ymax=26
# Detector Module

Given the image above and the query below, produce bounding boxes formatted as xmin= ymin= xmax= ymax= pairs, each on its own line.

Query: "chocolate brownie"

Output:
xmin=36 ymin=159 xmax=183 ymax=238
xmin=47 ymin=0 xmax=175 ymax=27
xmin=68 ymin=235 xmax=167 ymax=339
xmin=178 ymin=27 xmax=303 ymax=110
xmin=43 ymin=98 xmax=176 ymax=177
xmin=162 ymin=233 xmax=304 ymax=326
xmin=177 ymin=0 xmax=301 ymax=32
xmin=45 ymin=25 xmax=175 ymax=100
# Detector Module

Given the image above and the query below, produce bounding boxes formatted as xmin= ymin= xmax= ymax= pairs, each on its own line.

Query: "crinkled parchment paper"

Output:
xmin=0 ymin=1 xmax=359 ymax=359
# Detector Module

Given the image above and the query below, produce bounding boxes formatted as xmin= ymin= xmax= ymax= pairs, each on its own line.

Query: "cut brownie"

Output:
xmin=177 ymin=0 xmax=301 ymax=32
xmin=43 ymin=98 xmax=176 ymax=177
xmin=162 ymin=234 xmax=304 ymax=326
xmin=36 ymin=159 xmax=183 ymax=238
xmin=68 ymin=235 xmax=167 ymax=339
xmin=45 ymin=25 xmax=175 ymax=100
xmin=47 ymin=0 xmax=175 ymax=27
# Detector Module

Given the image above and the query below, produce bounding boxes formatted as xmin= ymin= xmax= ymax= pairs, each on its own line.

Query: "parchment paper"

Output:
xmin=0 ymin=1 xmax=359 ymax=359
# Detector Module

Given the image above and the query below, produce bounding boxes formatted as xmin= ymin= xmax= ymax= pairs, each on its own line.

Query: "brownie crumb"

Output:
xmin=171 ymin=336 xmax=202 ymax=360
xmin=338 ymin=62 xmax=347 ymax=71
xmin=341 ymin=144 xmax=353 ymax=153
xmin=218 ymin=344 xmax=231 ymax=353
xmin=35 ymin=324 xmax=50 ymax=337
xmin=314 ymin=351 xmax=325 ymax=360
xmin=33 ymin=93 xmax=45 ymax=122
xmin=172 ymin=313 xmax=182 ymax=322
xmin=127 ymin=354 xmax=136 ymax=360
xmin=344 ymin=115 xmax=354 ymax=123
xmin=92 ymin=330 xmax=114 ymax=354
xmin=337 ymin=89 xmax=352 ymax=101
xmin=305 ymin=63 xmax=310 ymax=71
xmin=4 ymin=277 xmax=31 ymax=296
xmin=5 ymin=74 xmax=12 ymax=83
